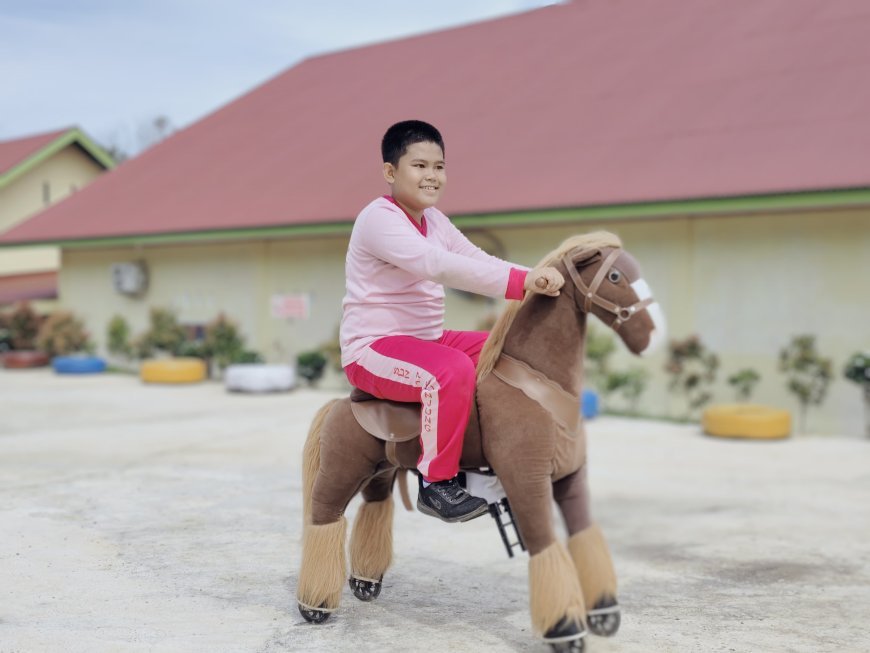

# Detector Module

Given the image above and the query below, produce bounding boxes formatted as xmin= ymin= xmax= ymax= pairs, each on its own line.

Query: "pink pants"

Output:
xmin=344 ymin=330 xmax=488 ymax=482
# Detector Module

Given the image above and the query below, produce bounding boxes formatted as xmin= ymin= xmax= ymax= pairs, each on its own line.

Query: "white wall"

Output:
xmin=58 ymin=206 xmax=870 ymax=436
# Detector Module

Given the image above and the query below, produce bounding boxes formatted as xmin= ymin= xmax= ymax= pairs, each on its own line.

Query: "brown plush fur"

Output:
xmin=477 ymin=230 xmax=622 ymax=383
xmin=302 ymin=399 xmax=340 ymax=526
xmin=297 ymin=231 xmax=659 ymax=642
xmin=297 ymin=517 xmax=347 ymax=610
xmin=528 ymin=541 xmax=587 ymax=635
xmin=567 ymin=524 xmax=618 ymax=610
xmin=350 ymin=497 xmax=394 ymax=581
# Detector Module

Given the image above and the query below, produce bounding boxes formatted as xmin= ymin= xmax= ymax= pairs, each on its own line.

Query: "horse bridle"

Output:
xmin=561 ymin=248 xmax=653 ymax=330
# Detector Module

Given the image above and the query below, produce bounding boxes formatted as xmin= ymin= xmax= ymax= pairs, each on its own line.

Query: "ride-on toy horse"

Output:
xmin=297 ymin=231 xmax=665 ymax=652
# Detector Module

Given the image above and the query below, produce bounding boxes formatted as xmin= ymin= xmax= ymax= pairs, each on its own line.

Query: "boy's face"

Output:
xmin=383 ymin=141 xmax=446 ymax=217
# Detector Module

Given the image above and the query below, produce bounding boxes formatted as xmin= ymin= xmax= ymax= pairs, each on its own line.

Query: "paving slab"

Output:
xmin=1 ymin=368 xmax=868 ymax=653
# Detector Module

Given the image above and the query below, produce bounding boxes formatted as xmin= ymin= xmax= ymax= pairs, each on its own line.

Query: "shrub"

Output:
xmin=843 ymin=352 xmax=870 ymax=438
xmin=8 ymin=302 xmax=42 ymax=350
xmin=318 ymin=327 xmax=343 ymax=374
xmin=603 ymin=367 xmax=650 ymax=414
xmin=778 ymin=335 xmax=832 ymax=434
xmin=0 ymin=311 xmax=11 ymax=352
xmin=134 ymin=307 xmax=187 ymax=358
xmin=585 ymin=325 xmax=617 ymax=393
xmin=297 ymin=350 xmax=327 ymax=386
xmin=728 ymin=368 xmax=761 ymax=402
xmin=204 ymin=313 xmax=245 ymax=370
xmin=36 ymin=311 xmax=92 ymax=356
xmin=665 ymin=335 xmax=719 ymax=419
xmin=232 ymin=350 xmax=264 ymax=365
xmin=107 ymin=315 xmax=133 ymax=358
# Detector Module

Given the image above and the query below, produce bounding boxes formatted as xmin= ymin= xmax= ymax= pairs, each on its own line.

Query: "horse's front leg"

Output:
xmin=553 ymin=466 xmax=620 ymax=637
xmin=479 ymin=384 xmax=587 ymax=650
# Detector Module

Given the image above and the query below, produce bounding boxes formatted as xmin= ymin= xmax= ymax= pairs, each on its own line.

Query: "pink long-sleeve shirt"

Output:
xmin=340 ymin=196 xmax=527 ymax=367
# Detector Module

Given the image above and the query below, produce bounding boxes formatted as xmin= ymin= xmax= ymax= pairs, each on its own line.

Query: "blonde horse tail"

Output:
xmin=302 ymin=399 xmax=340 ymax=526
xmin=396 ymin=469 xmax=414 ymax=511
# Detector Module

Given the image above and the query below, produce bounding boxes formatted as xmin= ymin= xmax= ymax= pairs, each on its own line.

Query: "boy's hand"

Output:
xmin=524 ymin=266 xmax=564 ymax=297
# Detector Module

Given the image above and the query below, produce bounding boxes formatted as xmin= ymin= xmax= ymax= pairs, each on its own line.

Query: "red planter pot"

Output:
xmin=1 ymin=350 xmax=51 ymax=369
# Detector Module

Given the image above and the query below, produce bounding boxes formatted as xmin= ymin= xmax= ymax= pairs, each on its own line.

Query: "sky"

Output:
xmin=0 ymin=0 xmax=557 ymax=155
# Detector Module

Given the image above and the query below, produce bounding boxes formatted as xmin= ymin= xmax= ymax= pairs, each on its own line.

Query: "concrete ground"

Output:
xmin=1 ymin=369 xmax=868 ymax=653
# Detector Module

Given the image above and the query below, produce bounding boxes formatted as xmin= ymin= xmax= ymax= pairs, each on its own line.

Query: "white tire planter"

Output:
xmin=225 ymin=364 xmax=296 ymax=393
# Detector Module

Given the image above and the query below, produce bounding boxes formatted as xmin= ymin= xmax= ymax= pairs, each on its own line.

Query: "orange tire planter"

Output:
xmin=1 ymin=350 xmax=51 ymax=369
xmin=140 ymin=358 xmax=207 ymax=384
xmin=702 ymin=404 xmax=791 ymax=440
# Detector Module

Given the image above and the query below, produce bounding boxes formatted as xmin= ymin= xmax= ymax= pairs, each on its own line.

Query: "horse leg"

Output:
xmin=348 ymin=470 xmax=396 ymax=601
xmin=484 ymin=462 xmax=585 ymax=648
xmin=297 ymin=399 xmax=386 ymax=623
xmin=553 ymin=465 xmax=620 ymax=637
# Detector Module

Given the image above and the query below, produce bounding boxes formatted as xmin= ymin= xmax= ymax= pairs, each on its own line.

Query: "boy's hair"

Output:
xmin=381 ymin=120 xmax=445 ymax=165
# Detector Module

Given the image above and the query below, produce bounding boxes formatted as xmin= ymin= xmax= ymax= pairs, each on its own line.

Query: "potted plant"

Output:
xmin=843 ymin=352 xmax=870 ymax=438
xmin=1 ymin=302 xmax=49 ymax=369
xmin=37 ymin=310 xmax=106 ymax=374
xmin=135 ymin=307 xmax=206 ymax=384
xmin=297 ymin=350 xmax=328 ymax=386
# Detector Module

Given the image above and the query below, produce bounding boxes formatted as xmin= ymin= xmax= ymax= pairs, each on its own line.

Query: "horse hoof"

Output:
xmin=298 ymin=602 xmax=331 ymax=624
xmin=587 ymin=597 xmax=621 ymax=637
xmin=548 ymin=637 xmax=585 ymax=652
xmin=349 ymin=576 xmax=382 ymax=601
xmin=543 ymin=616 xmax=586 ymax=652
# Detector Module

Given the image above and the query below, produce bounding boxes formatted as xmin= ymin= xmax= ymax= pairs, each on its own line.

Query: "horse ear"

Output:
xmin=571 ymin=248 xmax=602 ymax=268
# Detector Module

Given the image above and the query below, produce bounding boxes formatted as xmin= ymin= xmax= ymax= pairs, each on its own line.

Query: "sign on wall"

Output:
xmin=271 ymin=293 xmax=310 ymax=320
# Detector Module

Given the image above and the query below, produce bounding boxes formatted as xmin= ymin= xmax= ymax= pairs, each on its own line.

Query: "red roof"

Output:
xmin=0 ymin=129 xmax=70 ymax=177
xmin=4 ymin=0 xmax=870 ymax=245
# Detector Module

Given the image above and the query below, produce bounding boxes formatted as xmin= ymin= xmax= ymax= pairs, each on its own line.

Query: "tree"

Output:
xmin=778 ymin=335 xmax=832 ymax=434
xmin=665 ymin=335 xmax=719 ymax=419
xmin=727 ymin=368 xmax=761 ymax=402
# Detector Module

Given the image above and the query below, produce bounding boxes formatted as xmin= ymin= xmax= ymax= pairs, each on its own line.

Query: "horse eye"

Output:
xmin=608 ymin=270 xmax=621 ymax=283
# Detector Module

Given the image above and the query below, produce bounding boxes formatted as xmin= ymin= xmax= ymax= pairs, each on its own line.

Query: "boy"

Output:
xmin=340 ymin=120 xmax=564 ymax=522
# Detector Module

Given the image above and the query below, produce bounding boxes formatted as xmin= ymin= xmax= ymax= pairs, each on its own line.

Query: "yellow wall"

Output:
xmin=0 ymin=144 xmax=105 ymax=276
xmin=58 ymin=206 xmax=870 ymax=436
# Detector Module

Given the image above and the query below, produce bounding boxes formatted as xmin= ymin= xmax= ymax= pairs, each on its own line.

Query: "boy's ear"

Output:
xmin=383 ymin=162 xmax=396 ymax=184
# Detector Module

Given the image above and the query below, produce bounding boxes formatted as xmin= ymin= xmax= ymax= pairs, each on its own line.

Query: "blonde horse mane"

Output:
xmin=476 ymin=230 xmax=623 ymax=383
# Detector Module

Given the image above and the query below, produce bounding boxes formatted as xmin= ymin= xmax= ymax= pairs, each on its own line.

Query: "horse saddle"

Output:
xmin=349 ymin=387 xmax=421 ymax=443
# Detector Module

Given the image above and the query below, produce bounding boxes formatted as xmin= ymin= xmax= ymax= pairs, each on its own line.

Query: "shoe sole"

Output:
xmin=416 ymin=499 xmax=489 ymax=523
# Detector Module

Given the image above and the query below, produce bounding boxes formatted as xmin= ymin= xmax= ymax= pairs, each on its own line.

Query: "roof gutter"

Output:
xmin=2 ymin=186 xmax=869 ymax=250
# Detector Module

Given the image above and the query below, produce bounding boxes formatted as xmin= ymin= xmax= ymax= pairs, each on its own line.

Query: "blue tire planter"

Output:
xmin=52 ymin=355 xmax=107 ymax=375
xmin=581 ymin=389 xmax=600 ymax=419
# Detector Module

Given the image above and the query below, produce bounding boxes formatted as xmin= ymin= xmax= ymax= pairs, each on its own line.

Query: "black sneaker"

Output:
xmin=417 ymin=476 xmax=489 ymax=523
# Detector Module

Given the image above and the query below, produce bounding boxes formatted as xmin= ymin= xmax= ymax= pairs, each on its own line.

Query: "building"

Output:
xmin=0 ymin=128 xmax=114 ymax=309
xmin=1 ymin=0 xmax=868 ymax=434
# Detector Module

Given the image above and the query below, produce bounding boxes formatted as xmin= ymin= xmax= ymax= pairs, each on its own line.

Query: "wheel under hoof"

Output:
xmin=587 ymin=596 xmax=621 ymax=637
xmin=349 ymin=576 xmax=382 ymax=602
xmin=298 ymin=602 xmax=331 ymax=624
xmin=543 ymin=616 xmax=587 ymax=652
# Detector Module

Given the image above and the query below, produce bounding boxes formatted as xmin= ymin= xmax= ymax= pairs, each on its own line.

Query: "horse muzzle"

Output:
xmin=631 ymin=278 xmax=667 ymax=357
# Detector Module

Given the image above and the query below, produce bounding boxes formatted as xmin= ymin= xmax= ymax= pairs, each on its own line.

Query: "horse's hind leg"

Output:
xmin=553 ymin=466 xmax=620 ymax=637
xmin=297 ymin=400 xmax=385 ymax=623
xmin=348 ymin=470 xmax=396 ymax=601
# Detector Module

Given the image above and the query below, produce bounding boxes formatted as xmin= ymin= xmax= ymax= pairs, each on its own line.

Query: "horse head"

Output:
xmin=561 ymin=245 xmax=666 ymax=357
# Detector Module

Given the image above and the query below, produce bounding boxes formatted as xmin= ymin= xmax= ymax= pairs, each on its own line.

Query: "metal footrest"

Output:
xmin=489 ymin=498 xmax=526 ymax=558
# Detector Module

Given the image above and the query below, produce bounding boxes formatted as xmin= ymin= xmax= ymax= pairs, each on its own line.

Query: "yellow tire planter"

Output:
xmin=140 ymin=358 xmax=207 ymax=384
xmin=702 ymin=404 xmax=791 ymax=440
